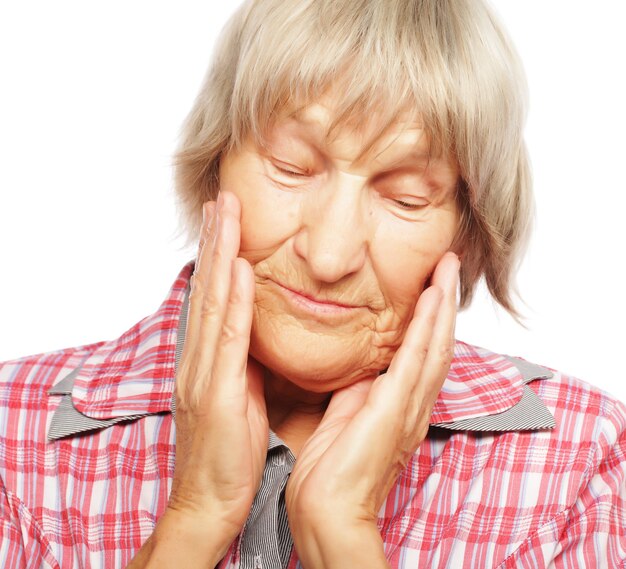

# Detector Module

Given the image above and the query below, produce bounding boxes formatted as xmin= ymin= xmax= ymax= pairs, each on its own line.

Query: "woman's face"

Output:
xmin=220 ymin=96 xmax=460 ymax=392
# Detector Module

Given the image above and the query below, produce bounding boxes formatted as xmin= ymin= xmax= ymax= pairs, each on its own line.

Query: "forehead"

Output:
xmin=262 ymin=92 xmax=456 ymax=175
xmin=265 ymin=94 xmax=438 ymax=169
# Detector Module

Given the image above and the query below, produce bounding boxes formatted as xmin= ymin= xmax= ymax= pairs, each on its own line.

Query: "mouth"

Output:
xmin=270 ymin=280 xmax=365 ymax=316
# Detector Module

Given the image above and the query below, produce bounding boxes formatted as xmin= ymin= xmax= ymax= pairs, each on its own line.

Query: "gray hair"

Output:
xmin=175 ymin=0 xmax=532 ymax=317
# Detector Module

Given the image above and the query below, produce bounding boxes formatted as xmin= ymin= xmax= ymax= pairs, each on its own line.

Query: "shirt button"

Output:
xmin=254 ymin=554 xmax=263 ymax=568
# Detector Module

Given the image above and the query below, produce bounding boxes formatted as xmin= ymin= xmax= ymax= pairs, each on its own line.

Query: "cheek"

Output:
xmin=221 ymin=160 xmax=301 ymax=263
xmin=239 ymin=191 xmax=300 ymax=262
xmin=372 ymin=213 xmax=458 ymax=306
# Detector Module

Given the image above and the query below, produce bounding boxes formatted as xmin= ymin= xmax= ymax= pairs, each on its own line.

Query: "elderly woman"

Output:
xmin=1 ymin=0 xmax=625 ymax=567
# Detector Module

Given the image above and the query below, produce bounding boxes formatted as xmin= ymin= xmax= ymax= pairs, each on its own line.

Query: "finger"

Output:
xmin=185 ymin=201 xmax=218 ymax=349
xmin=430 ymin=251 xmax=460 ymax=340
xmin=210 ymin=257 xmax=255 ymax=408
xmin=384 ymin=284 xmax=443 ymax=394
xmin=177 ymin=200 xmax=218 ymax=402
xmin=196 ymin=201 xmax=217 ymax=273
xmin=190 ymin=192 xmax=243 ymax=403
xmin=413 ymin=252 xmax=460 ymax=408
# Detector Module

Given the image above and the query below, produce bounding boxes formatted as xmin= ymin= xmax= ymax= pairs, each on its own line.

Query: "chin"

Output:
xmin=249 ymin=326 xmax=385 ymax=393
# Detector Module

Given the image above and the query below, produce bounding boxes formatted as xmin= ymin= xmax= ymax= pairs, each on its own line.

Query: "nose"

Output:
xmin=293 ymin=173 xmax=368 ymax=283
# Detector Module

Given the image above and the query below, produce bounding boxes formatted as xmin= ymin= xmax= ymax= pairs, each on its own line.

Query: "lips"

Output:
xmin=269 ymin=279 xmax=366 ymax=317
xmin=277 ymin=282 xmax=361 ymax=308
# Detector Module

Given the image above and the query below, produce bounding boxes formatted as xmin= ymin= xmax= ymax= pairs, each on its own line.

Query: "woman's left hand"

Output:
xmin=285 ymin=252 xmax=460 ymax=568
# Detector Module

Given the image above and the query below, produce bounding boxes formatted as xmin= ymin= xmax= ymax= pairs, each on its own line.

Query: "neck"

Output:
xmin=263 ymin=370 xmax=331 ymax=456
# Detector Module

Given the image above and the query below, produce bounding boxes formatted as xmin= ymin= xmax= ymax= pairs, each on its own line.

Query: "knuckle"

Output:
xmin=414 ymin=417 xmax=430 ymax=443
xmin=199 ymin=292 xmax=221 ymax=319
xmin=401 ymin=421 xmax=416 ymax=442
xmin=174 ymin=361 xmax=205 ymax=412
xmin=189 ymin=273 xmax=207 ymax=299
xmin=415 ymin=343 xmax=430 ymax=364
xmin=436 ymin=342 xmax=454 ymax=366
xmin=189 ymin=273 xmax=199 ymax=292
xmin=197 ymin=236 xmax=206 ymax=257
xmin=229 ymin=282 xmax=247 ymax=305
xmin=198 ymin=229 xmax=208 ymax=248
xmin=221 ymin=320 xmax=243 ymax=344
xmin=211 ymin=243 xmax=225 ymax=265
xmin=405 ymin=408 xmax=431 ymax=443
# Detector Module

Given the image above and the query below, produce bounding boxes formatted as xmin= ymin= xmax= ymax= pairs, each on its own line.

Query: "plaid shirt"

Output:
xmin=1 ymin=262 xmax=625 ymax=568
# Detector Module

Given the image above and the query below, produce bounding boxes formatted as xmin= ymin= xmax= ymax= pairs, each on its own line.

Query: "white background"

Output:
xmin=1 ymin=2 xmax=625 ymax=401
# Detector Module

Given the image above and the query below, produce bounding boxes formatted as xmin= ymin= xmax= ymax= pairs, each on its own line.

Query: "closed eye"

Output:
xmin=392 ymin=198 xmax=428 ymax=210
xmin=272 ymin=161 xmax=311 ymax=178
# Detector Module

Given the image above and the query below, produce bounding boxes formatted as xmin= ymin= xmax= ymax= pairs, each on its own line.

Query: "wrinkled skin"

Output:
xmin=220 ymin=96 xmax=460 ymax=396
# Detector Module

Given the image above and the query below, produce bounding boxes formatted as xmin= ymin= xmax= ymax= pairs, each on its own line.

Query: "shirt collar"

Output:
xmin=47 ymin=262 xmax=555 ymax=439
xmin=53 ymin=262 xmax=193 ymax=420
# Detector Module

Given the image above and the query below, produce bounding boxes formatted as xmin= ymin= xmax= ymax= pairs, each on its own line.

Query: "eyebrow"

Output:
xmin=372 ymin=148 xmax=434 ymax=169
xmin=276 ymin=112 xmax=433 ymax=170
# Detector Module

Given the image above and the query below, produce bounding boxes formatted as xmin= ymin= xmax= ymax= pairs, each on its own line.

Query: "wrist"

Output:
xmin=291 ymin=516 xmax=388 ymax=569
xmin=145 ymin=507 xmax=236 ymax=568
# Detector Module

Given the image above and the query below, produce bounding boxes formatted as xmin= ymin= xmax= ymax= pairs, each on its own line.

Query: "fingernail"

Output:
xmin=219 ymin=191 xmax=233 ymax=215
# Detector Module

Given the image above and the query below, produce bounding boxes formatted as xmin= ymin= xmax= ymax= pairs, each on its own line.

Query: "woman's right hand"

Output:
xmin=128 ymin=191 xmax=268 ymax=568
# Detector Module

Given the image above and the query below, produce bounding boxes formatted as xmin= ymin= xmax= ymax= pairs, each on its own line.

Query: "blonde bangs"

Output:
xmin=227 ymin=0 xmax=457 ymax=160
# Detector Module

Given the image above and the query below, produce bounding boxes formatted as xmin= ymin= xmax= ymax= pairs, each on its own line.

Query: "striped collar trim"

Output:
xmin=48 ymin=357 xmax=555 ymax=441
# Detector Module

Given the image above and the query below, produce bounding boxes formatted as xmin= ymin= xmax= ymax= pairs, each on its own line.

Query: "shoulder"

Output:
xmin=444 ymin=342 xmax=626 ymax=490
xmin=531 ymin=363 xmax=626 ymax=443
xmin=474 ymin=349 xmax=626 ymax=500
xmin=496 ymin=361 xmax=626 ymax=565
xmin=0 ymin=343 xmax=102 ymax=488
xmin=384 ymin=347 xmax=626 ymax=566
xmin=0 ymin=342 xmax=175 ymax=568
xmin=0 ymin=342 xmax=103 ymax=395
xmin=529 ymin=364 xmax=626 ymax=476
xmin=0 ymin=342 xmax=104 ymax=461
